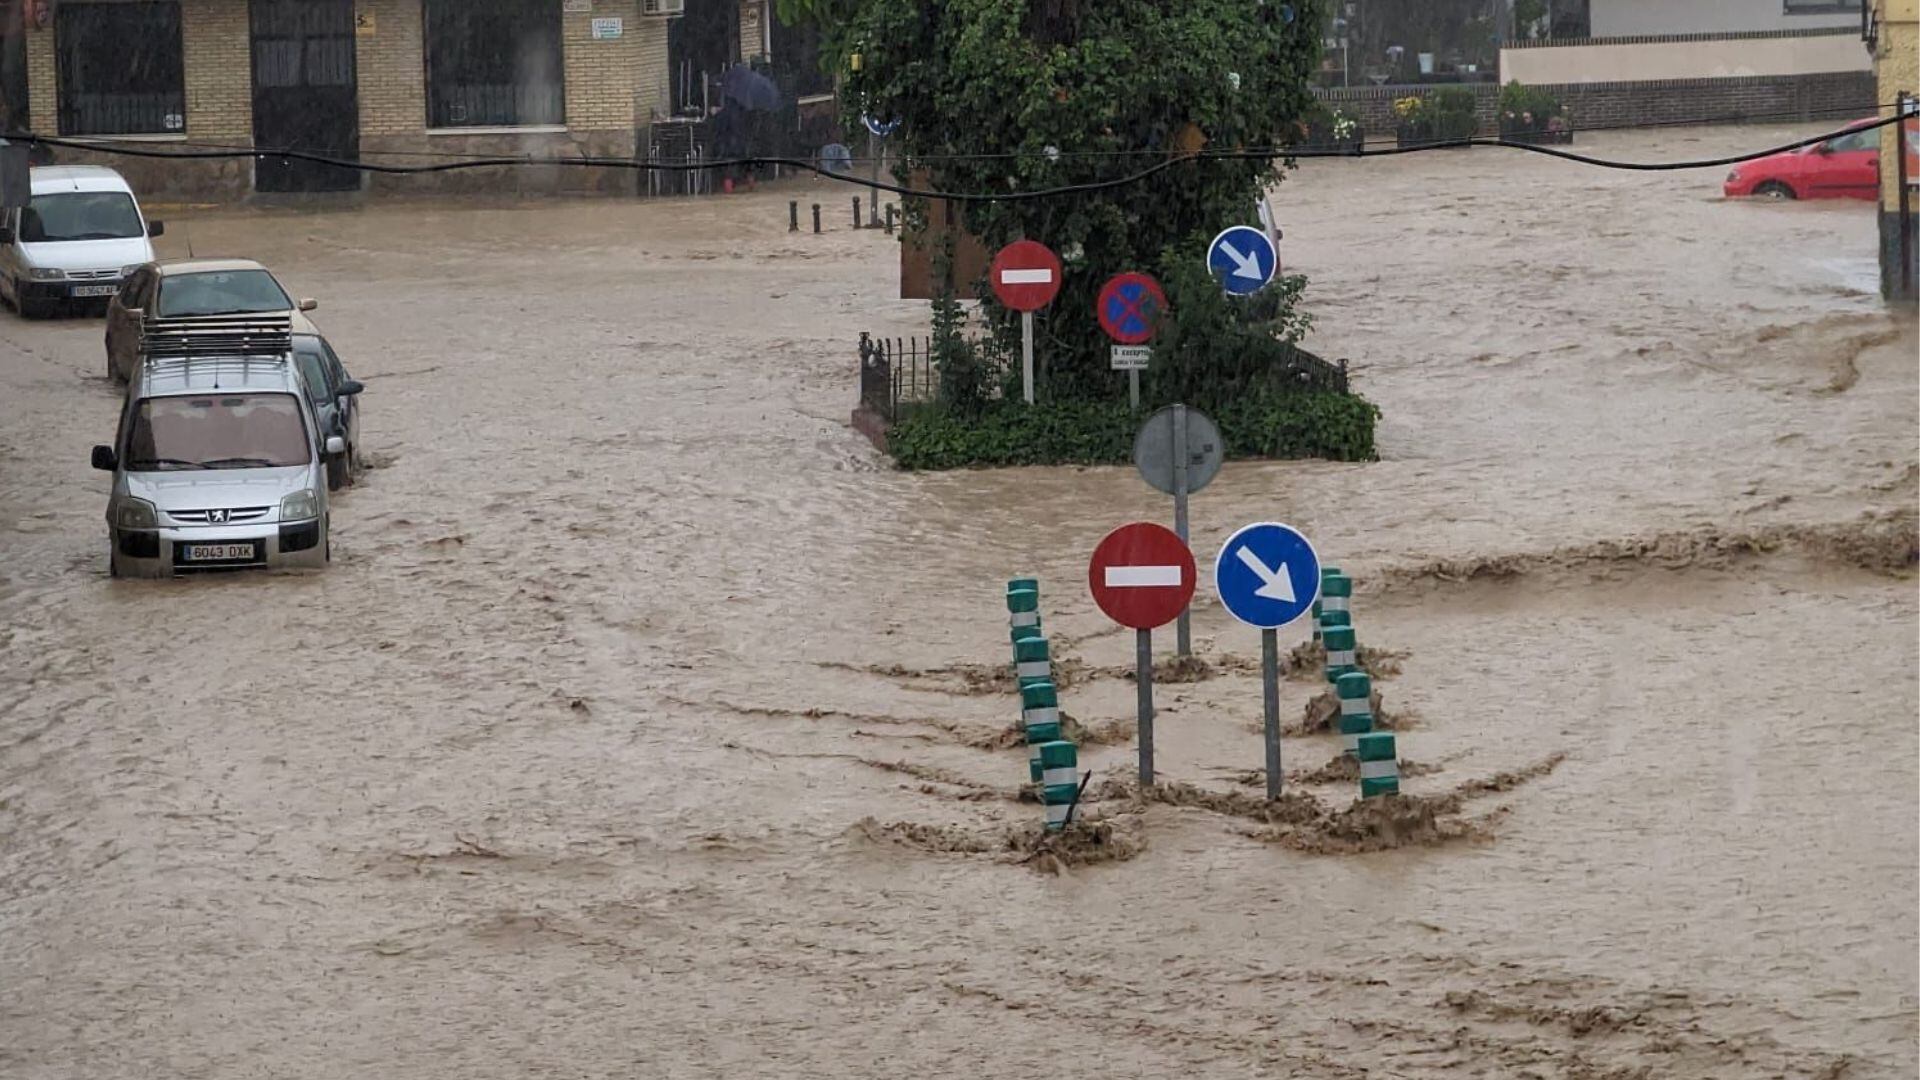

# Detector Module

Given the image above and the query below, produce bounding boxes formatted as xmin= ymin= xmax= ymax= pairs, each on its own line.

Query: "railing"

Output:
xmin=857 ymin=333 xmax=936 ymax=423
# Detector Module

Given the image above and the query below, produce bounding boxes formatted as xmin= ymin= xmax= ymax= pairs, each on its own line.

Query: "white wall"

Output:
xmin=1503 ymin=31 xmax=1870 ymax=82
xmin=1590 ymin=0 xmax=1859 ymax=36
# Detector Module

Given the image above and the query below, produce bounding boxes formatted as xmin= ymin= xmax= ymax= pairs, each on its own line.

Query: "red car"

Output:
xmin=1723 ymin=118 xmax=1881 ymax=201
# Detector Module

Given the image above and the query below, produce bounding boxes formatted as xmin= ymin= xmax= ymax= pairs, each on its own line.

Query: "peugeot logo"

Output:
xmin=208 ymin=508 xmax=230 ymax=524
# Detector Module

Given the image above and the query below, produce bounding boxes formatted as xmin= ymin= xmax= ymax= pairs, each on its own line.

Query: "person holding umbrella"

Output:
xmin=716 ymin=63 xmax=781 ymax=193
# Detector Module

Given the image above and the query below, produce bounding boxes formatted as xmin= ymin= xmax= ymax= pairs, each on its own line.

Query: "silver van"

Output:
xmin=90 ymin=317 xmax=346 ymax=578
xmin=0 ymin=165 xmax=162 ymax=318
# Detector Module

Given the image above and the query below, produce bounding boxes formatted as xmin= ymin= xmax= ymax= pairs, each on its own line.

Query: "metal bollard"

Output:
xmin=1022 ymin=680 xmax=1061 ymax=783
xmin=789 ymin=200 xmax=798 ymax=232
xmin=883 ymin=204 xmax=896 ymax=233
xmin=811 ymin=203 xmax=821 ymax=234
xmin=1357 ymin=732 xmax=1399 ymax=798
xmin=1333 ymin=670 xmax=1373 ymax=755
xmin=852 ymin=197 xmax=862 ymax=229
xmin=1038 ymin=740 xmax=1079 ymax=830
xmin=1323 ymin=625 xmax=1358 ymax=684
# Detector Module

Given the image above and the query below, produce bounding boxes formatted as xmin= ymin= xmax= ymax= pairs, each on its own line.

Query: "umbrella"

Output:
xmin=722 ymin=65 xmax=782 ymax=112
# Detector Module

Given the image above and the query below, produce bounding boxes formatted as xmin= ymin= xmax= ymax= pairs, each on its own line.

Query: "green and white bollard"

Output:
xmin=1321 ymin=572 xmax=1352 ymax=629
xmin=1039 ymin=739 xmax=1080 ymax=830
xmin=1014 ymin=636 xmax=1051 ymax=687
xmin=1022 ymin=680 xmax=1061 ymax=782
xmin=1323 ymin=625 xmax=1358 ymax=683
xmin=1357 ymin=731 xmax=1399 ymax=798
xmin=1334 ymin=670 xmax=1373 ymax=755
xmin=1006 ymin=584 xmax=1041 ymax=633
xmin=1319 ymin=609 xmax=1351 ymax=633
xmin=1011 ymin=623 xmax=1043 ymax=646
xmin=1313 ymin=566 xmax=1342 ymax=643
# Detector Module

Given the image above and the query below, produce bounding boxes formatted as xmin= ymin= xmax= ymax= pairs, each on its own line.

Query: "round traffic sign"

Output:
xmin=990 ymin=240 xmax=1063 ymax=312
xmin=1088 ymin=522 xmax=1197 ymax=631
xmin=1214 ymin=521 xmax=1322 ymax=629
xmin=1096 ymin=272 xmax=1167 ymax=345
xmin=862 ymin=115 xmax=900 ymax=137
xmin=1133 ymin=405 xmax=1223 ymax=495
xmin=1206 ymin=225 xmax=1278 ymax=296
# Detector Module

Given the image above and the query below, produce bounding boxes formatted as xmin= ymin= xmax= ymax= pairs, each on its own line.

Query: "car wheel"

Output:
xmin=325 ymin=451 xmax=348 ymax=491
xmin=1755 ymin=181 xmax=1795 ymax=201
xmin=108 ymin=543 xmax=121 ymax=579
xmin=15 ymin=281 xmax=45 ymax=319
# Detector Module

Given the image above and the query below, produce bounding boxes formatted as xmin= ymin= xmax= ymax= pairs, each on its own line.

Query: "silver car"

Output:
xmin=91 ymin=321 xmax=344 ymax=578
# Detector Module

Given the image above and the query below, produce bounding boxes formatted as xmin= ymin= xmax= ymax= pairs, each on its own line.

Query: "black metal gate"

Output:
xmin=249 ymin=0 xmax=360 ymax=193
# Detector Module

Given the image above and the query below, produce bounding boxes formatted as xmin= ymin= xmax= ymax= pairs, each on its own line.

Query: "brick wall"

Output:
xmin=1316 ymin=71 xmax=1877 ymax=140
xmin=182 ymin=0 xmax=252 ymax=143
xmin=633 ymin=12 xmax=670 ymax=120
xmin=562 ymin=0 xmax=641 ymax=132
xmin=356 ymin=0 xmax=425 ymax=138
xmin=24 ymin=22 xmax=51 ymax=134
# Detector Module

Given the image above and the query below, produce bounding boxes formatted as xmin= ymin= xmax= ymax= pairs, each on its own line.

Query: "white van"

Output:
xmin=0 ymin=165 xmax=162 ymax=318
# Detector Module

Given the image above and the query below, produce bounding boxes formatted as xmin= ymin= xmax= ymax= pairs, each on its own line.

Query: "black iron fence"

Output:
xmin=858 ymin=333 xmax=936 ymax=423
xmin=857 ymin=332 xmax=1350 ymax=421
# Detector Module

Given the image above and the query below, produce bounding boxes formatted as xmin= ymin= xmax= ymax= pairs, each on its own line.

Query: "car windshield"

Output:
xmin=156 ymin=270 xmax=292 ymax=317
xmin=1823 ymin=128 xmax=1880 ymax=154
xmin=19 ymin=191 xmax=143 ymax=242
xmin=125 ymin=393 xmax=310 ymax=470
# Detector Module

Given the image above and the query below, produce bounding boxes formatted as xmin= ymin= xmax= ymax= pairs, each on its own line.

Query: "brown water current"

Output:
xmin=1 ymin=123 xmax=1915 ymax=1077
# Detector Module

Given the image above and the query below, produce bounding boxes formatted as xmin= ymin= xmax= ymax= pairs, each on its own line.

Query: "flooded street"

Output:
xmin=2 ymin=123 xmax=1915 ymax=1077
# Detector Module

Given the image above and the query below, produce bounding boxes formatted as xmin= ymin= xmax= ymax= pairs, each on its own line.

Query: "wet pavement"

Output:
xmin=1 ymin=123 xmax=1915 ymax=1078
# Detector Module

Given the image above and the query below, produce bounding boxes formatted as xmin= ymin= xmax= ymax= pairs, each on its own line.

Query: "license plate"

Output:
xmin=181 ymin=543 xmax=258 ymax=562
xmin=71 ymin=284 xmax=117 ymax=297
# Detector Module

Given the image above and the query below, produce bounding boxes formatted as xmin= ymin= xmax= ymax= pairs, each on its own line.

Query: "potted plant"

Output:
xmin=1395 ymin=89 xmax=1477 ymax=148
xmin=1498 ymin=81 xmax=1574 ymax=145
xmin=1293 ymin=102 xmax=1365 ymax=154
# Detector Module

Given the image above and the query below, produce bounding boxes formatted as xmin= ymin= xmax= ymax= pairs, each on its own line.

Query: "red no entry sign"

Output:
xmin=1088 ymin=522 xmax=1197 ymax=630
xmin=1097 ymin=272 xmax=1167 ymax=345
xmin=990 ymin=240 xmax=1063 ymax=312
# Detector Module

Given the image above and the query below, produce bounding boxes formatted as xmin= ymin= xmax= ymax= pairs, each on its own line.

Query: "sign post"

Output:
xmin=1133 ymin=405 xmax=1222 ymax=657
xmin=1097 ymin=272 xmax=1166 ymax=410
xmin=1088 ymin=522 xmax=1197 ymax=786
xmin=990 ymin=241 xmax=1064 ymax=404
xmin=1213 ymin=521 xmax=1323 ymax=799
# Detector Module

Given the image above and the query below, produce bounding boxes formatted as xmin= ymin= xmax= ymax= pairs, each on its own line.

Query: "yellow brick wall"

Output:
xmin=634 ymin=10 xmax=671 ymax=120
xmin=1875 ymin=4 xmax=1917 ymax=211
xmin=356 ymin=0 xmax=427 ymax=136
xmin=182 ymin=0 xmax=252 ymax=142
xmin=24 ymin=24 xmax=53 ymax=134
xmin=563 ymin=0 xmax=642 ymax=131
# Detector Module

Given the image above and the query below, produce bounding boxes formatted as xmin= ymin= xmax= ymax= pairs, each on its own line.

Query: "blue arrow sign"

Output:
xmin=1214 ymin=522 xmax=1322 ymax=629
xmin=863 ymin=115 xmax=900 ymax=138
xmin=1206 ymin=225 xmax=1277 ymax=296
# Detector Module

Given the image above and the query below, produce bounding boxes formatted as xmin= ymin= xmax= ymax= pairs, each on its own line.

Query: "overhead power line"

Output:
xmin=1 ymin=111 xmax=1906 ymax=203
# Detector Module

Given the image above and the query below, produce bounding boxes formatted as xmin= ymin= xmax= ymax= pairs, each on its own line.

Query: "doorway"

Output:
xmin=667 ymin=1 xmax=735 ymax=116
xmin=249 ymin=0 xmax=360 ymax=193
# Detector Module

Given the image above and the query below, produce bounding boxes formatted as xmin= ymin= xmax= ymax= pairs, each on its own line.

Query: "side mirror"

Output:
xmin=91 ymin=445 xmax=117 ymax=471
xmin=324 ymin=435 xmax=346 ymax=457
xmin=147 ymin=220 xmax=165 ymax=237
xmin=297 ymin=298 xmax=318 ymax=312
xmin=1813 ymin=143 xmax=1833 ymax=155
xmin=337 ymin=379 xmax=364 ymax=397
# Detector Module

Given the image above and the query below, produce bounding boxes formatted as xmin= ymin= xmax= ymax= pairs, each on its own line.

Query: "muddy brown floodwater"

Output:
xmin=1 ymin=124 xmax=1915 ymax=1078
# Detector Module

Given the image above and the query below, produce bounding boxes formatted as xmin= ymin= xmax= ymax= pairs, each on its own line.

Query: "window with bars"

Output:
xmin=56 ymin=1 xmax=185 ymax=136
xmin=423 ymin=0 xmax=565 ymax=129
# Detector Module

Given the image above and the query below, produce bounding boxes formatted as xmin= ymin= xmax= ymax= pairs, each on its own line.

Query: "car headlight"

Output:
xmin=115 ymin=498 xmax=156 ymax=530
xmin=280 ymin=489 xmax=319 ymax=521
xmin=119 ymin=264 xmax=144 ymax=278
xmin=28 ymin=267 xmax=66 ymax=281
xmin=1726 ymin=169 xmax=1741 ymax=182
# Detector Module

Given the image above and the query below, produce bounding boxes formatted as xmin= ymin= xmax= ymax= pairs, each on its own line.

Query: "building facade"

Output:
xmin=0 ymin=0 xmax=826 ymax=199
xmin=1590 ymin=0 xmax=1862 ymax=36
xmin=1871 ymin=0 xmax=1916 ymax=301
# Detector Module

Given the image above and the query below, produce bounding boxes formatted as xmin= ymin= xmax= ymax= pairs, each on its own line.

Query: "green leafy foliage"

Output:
xmin=831 ymin=0 xmax=1326 ymax=398
xmin=887 ymin=386 xmax=1378 ymax=471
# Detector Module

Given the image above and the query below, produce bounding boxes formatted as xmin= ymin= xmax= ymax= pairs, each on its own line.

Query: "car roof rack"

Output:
xmin=139 ymin=313 xmax=295 ymax=360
